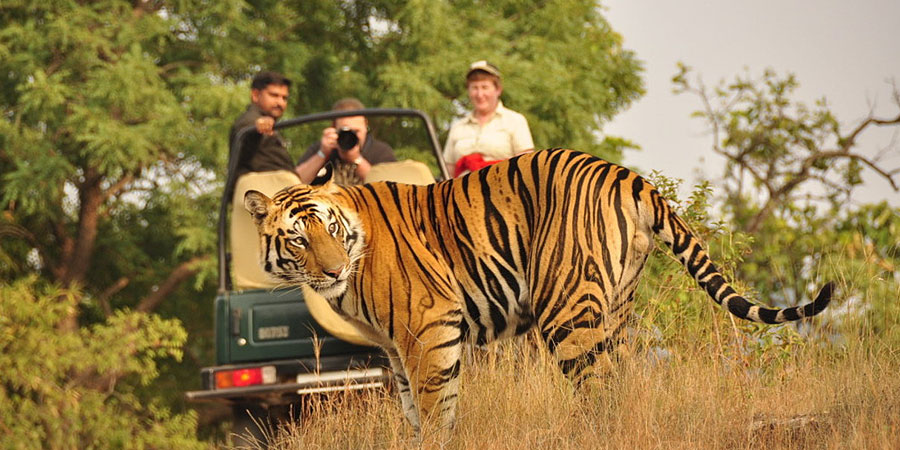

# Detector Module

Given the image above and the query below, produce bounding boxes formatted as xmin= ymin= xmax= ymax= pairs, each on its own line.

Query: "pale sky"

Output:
xmin=602 ymin=0 xmax=900 ymax=207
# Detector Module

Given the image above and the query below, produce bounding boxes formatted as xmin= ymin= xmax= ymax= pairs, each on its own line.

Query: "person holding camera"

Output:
xmin=443 ymin=60 xmax=534 ymax=177
xmin=296 ymin=98 xmax=396 ymax=185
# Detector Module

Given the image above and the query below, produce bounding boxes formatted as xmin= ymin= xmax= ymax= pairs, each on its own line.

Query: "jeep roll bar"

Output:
xmin=218 ymin=108 xmax=448 ymax=293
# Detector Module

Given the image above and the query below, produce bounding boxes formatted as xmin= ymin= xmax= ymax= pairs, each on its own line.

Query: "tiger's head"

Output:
xmin=243 ymin=183 xmax=365 ymax=300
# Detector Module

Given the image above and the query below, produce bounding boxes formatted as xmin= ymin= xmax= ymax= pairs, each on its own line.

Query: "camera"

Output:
xmin=337 ymin=127 xmax=359 ymax=151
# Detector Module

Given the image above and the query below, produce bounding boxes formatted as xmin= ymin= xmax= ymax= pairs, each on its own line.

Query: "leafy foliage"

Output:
xmin=672 ymin=65 xmax=900 ymax=233
xmin=0 ymin=277 xmax=204 ymax=448
xmin=664 ymin=65 xmax=900 ymax=342
xmin=4 ymin=0 xmax=894 ymax=445
xmin=635 ymin=175 xmax=900 ymax=371
xmin=0 ymin=0 xmax=241 ymax=294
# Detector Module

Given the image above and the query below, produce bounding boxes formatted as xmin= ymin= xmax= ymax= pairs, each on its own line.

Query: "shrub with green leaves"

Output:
xmin=0 ymin=277 xmax=204 ymax=449
xmin=633 ymin=174 xmax=900 ymax=363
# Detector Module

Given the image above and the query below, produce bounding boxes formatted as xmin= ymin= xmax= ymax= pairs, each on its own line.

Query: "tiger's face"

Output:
xmin=243 ymin=184 xmax=365 ymax=299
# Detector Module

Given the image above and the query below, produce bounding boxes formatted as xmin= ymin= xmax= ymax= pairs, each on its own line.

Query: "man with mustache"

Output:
xmin=230 ymin=71 xmax=298 ymax=178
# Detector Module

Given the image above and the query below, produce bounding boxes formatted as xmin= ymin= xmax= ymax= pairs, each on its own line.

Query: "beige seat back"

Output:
xmin=231 ymin=170 xmax=302 ymax=290
xmin=364 ymin=159 xmax=436 ymax=185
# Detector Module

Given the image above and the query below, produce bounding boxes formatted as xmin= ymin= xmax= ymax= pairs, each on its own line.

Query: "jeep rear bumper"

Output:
xmin=185 ymin=353 xmax=389 ymax=405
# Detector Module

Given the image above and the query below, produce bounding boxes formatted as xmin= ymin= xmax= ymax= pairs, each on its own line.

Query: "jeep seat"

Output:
xmin=231 ymin=170 xmax=302 ymax=290
xmin=364 ymin=159 xmax=436 ymax=185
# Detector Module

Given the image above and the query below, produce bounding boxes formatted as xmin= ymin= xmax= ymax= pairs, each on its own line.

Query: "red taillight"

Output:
xmin=235 ymin=368 xmax=263 ymax=387
xmin=214 ymin=366 xmax=275 ymax=389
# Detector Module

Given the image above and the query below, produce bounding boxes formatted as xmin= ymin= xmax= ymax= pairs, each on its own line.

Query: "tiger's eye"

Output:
xmin=291 ymin=237 xmax=308 ymax=249
xmin=328 ymin=222 xmax=339 ymax=235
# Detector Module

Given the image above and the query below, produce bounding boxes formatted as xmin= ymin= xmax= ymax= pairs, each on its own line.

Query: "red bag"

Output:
xmin=454 ymin=153 xmax=502 ymax=177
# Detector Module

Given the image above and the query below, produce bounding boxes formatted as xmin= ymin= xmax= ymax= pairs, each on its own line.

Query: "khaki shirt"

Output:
xmin=443 ymin=101 xmax=534 ymax=167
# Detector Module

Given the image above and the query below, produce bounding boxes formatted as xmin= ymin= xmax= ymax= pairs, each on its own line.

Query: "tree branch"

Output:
xmin=132 ymin=0 xmax=163 ymax=19
xmin=698 ymin=73 xmax=900 ymax=233
xmin=841 ymin=111 xmax=900 ymax=151
xmin=158 ymin=60 xmax=204 ymax=75
xmin=713 ymin=146 xmax=772 ymax=194
xmin=808 ymin=174 xmax=851 ymax=194
xmin=52 ymin=220 xmax=73 ymax=281
xmin=812 ymin=149 xmax=899 ymax=191
xmin=103 ymin=174 xmax=135 ymax=201
xmin=59 ymin=167 xmax=104 ymax=287
xmin=0 ymin=223 xmax=58 ymax=276
xmin=96 ymin=277 xmax=130 ymax=317
xmin=135 ymin=256 xmax=207 ymax=313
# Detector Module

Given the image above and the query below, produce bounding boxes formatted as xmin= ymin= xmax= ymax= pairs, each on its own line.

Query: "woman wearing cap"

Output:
xmin=443 ymin=61 xmax=535 ymax=177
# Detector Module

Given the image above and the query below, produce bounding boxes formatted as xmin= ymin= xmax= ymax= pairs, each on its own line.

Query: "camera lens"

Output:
xmin=337 ymin=127 xmax=359 ymax=151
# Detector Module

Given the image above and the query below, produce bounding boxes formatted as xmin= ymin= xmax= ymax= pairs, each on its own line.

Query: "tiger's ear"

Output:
xmin=243 ymin=190 xmax=273 ymax=225
xmin=311 ymin=162 xmax=334 ymax=186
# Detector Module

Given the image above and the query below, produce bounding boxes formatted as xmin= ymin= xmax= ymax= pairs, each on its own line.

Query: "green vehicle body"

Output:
xmin=213 ymin=288 xmax=368 ymax=365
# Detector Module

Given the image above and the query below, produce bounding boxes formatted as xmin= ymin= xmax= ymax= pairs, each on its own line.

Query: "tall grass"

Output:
xmin=233 ymin=257 xmax=899 ymax=450
xmin=237 ymin=325 xmax=898 ymax=449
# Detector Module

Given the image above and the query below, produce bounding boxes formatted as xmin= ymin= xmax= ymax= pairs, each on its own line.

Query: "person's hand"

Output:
xmin=255 ymin=116 xmax=275 ymax=136
xmin=319 ymin=127 xmax=338 ymax=158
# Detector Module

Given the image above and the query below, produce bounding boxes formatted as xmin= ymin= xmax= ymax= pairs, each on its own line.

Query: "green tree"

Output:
xmin=0 ymin=1 xmax=246 ymax=322
xmin=1 ymin=0 xmax=644 ymax=442
xmin=671 ymin=65 xmax=900 ymax=326
xmin=673 ymin=65 xmax=900 ymax=233
xmin=0 ymin=0 xmax=268 ymax=441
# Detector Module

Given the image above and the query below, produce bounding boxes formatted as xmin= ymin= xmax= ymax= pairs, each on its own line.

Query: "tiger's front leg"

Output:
xmin=385 ymin=348 xmax=420 ymax=433
xmin=394 ymin=309 xmax=464 ymax=442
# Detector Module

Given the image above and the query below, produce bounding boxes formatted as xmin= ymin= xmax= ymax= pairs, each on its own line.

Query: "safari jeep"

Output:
xmin=185 ymin=108 xmax=449 ymax=441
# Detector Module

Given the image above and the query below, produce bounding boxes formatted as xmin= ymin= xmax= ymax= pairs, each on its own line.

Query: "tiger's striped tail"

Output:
xmin=647 ymin=189 xmax=833 ymax=324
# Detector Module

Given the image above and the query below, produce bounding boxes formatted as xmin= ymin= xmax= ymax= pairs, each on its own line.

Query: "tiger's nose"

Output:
xmin=323 ymin=265 xmax=344 ymax=279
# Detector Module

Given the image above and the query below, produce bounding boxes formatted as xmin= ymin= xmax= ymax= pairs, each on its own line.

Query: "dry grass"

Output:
xmin=235 ymin=326 xmax=900 ymax=449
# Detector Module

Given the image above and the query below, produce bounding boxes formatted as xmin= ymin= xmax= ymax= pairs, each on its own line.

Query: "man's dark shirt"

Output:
xmin=229 ymin=104 xmax=294 ymax=178
xmin=297 ymin=135 xmax=396 ymax=185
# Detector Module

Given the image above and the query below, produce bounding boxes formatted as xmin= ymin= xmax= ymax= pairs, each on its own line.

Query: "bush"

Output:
xmin=0 ymin=277 xmax=205 ymax=449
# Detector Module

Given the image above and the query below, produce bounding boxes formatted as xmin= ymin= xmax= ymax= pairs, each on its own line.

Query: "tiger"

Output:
xmin=243 ymin=147 xmax=833 ymax=438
